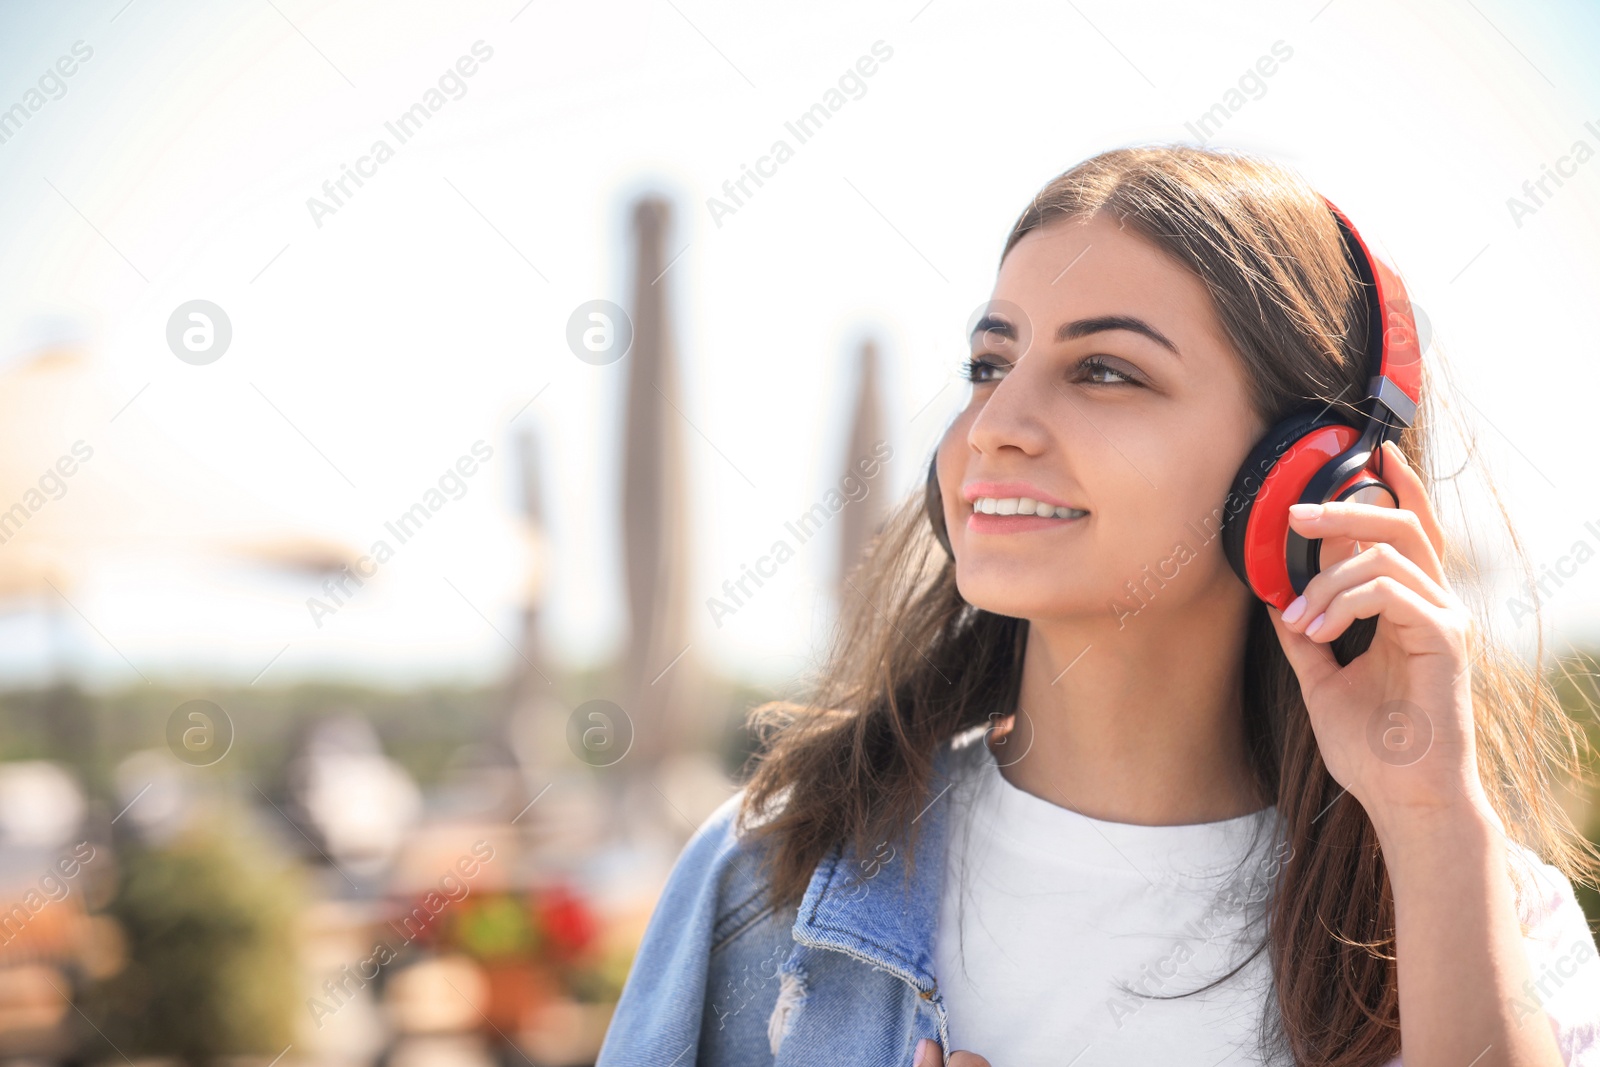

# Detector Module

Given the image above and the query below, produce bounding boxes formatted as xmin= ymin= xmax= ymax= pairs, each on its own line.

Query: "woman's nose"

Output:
xmin=966 ymin=365 xmax=1053 ymax=458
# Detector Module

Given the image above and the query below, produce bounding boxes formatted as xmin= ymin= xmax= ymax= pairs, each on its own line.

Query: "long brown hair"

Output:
xmin=737 ymin=144 xmax=1600 ymax=1066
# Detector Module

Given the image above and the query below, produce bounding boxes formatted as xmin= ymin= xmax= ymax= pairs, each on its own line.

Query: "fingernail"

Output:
xmin=1288 ymin=503 xmax=1322 ymax=520
xmin=915 ymin=1038 xmax=935 ymax=1067
xmin=1282 ymin=595 xmax=1306 ymax=624
xmin=1305 ymin=611 xmax=1326 ymax=637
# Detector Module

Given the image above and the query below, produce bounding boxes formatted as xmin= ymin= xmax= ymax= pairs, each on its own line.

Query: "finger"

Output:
xmin=1280 ymin=542 xmax=1452 ymax=637
xmin=1298 ymin=574 xmax=1464 ymax=656
xmin=916 ymin=1039 xmax=994 ymax=1067
xmin=947 ymin=1053 xmax=993 ymax=1067
xmin=1267 ymin=603 xmax=1341 ymax=692
xmin=1380 ymin=440 xmax=1447 ymax=561
xmin=1287 ymin=492 xmax=1443 ymax=587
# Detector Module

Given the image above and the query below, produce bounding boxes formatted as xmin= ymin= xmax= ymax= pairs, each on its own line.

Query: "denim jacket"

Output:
xmin=596 ymin=735 xmax=1600 ymax=1067
xmin=595 ymin=740 xmax=965 ymax=1067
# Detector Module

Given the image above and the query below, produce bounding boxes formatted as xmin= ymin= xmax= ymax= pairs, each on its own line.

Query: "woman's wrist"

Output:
xmin=1372 ymin=792 xmax=1503 ymax=893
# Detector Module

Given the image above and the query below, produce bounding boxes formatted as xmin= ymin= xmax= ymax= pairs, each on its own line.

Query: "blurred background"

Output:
xmin=0 ymin=0 xmax=1598 ymax=1063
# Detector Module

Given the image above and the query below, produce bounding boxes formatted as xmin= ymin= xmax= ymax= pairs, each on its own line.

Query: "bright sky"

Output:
xmin=0 ymin=0 xmax=1597 ymax=688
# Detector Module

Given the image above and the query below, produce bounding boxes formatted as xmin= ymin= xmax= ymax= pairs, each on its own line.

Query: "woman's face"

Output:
xmin=937 ymin=212 xmax=1269 ymax=625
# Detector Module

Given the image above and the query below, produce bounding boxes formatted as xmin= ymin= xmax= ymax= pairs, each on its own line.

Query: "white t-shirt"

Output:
xmin=933 ymin=735 xmax=1600 ymax=1066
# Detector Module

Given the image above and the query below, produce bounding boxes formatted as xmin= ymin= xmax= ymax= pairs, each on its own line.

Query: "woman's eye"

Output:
xmin=960 ymin=355 xmax=1007 ymax=383
xmin=1080 ymin=356 xmax=1139 ymax=386
xmin=960 ymin=354 xmax=1140 ymax=387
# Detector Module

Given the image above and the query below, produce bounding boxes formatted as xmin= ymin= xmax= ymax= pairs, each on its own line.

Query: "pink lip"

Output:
xmin=966 ymin=511 xmax=1087 ymax=534
xmin=961 ymin=482 xmax=1085 ymax=512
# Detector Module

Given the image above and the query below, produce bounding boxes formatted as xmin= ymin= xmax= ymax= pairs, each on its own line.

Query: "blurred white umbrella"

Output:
xmin=0 ymin=326 xmax=361 ymax=680
xmin=0 ymin=334 xmax=359 ymax=602
xmin=0 ymin=761 xmax=84 ymax=849
xmin=290 ymin=715 xmax=422 ymax=877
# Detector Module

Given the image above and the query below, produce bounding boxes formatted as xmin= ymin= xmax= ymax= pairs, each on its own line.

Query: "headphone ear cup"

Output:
xmin=1222 ymin=407 xmax=1352 ymax=604
xmin=925 ymin=452 xmax=954 ymax=559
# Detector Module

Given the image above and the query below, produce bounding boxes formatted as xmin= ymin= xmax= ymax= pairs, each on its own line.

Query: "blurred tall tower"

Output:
xmin=504 ymin=423 xmax=556 ymax=774
xmin=620 ymin=197 xmax=702 ymax=773
xmin=508 ymin=424 xmax=550 ymax=683
xmin=835 ymin=337 xmax=891 ymax=606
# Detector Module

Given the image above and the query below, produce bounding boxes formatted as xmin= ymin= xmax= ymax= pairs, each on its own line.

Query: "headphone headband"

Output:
xmin=1321 ymin=196 xmax=1422 ymax=445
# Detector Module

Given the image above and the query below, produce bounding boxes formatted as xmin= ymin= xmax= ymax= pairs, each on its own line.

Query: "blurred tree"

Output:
xmin=77 ymin=804 xmax=302 ymax=1066
xmin=1549 ymin=649 xmax=1600 ymax=925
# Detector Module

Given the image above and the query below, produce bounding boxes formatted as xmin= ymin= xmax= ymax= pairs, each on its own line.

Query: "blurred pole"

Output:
xmin=504 ymin=423 xmax=556 ymax=789
xmin=835 ymin=337 xmax=890 ymax=608
xmin=619 ymin=196 xmax=703 ymax=781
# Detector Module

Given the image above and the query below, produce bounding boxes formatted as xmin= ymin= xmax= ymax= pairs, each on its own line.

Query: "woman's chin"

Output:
xmin=954 ymin=576 xmax=1106 ymax=625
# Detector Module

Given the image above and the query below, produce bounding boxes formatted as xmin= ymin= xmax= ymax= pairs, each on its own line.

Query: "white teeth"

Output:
xmin=972 ymin=497 xmax=1087 ymax=519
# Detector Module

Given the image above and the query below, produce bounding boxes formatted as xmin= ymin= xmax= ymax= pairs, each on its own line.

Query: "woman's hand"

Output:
xmin=1266 ymin=439 xmax=1495 ymax=839
xmin=915 ymin=1038 xmax=989 ymax=1066
xmin=1271 ymin=441 xmax=1567 ymax=1066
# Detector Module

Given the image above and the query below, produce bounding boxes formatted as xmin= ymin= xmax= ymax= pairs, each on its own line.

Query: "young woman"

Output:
xmin=595 ymin=145 xmax=1600 ymax=1067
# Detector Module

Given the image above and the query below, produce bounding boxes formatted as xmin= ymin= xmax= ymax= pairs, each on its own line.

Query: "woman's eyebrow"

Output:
xmin=969 ymin=313 xmax=1181 ymax=358
xmin=1056 ymin=315 xmax=1181 ymax=357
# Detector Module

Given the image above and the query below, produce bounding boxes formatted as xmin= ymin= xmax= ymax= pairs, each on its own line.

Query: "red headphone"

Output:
xmin=923 ymin=196 xmax=1423 ymax=612
xmin=1219 ymin=197 xmax=1422 ymax=609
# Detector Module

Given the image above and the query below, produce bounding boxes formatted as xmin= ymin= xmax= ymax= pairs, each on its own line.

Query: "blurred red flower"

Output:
xmin=533 ymin=883 xmax=596 ymax=962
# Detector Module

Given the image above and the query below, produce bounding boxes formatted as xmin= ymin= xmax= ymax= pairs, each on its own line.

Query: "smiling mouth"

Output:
xmin=970 ymin=496 xmax=1088 ymax=519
